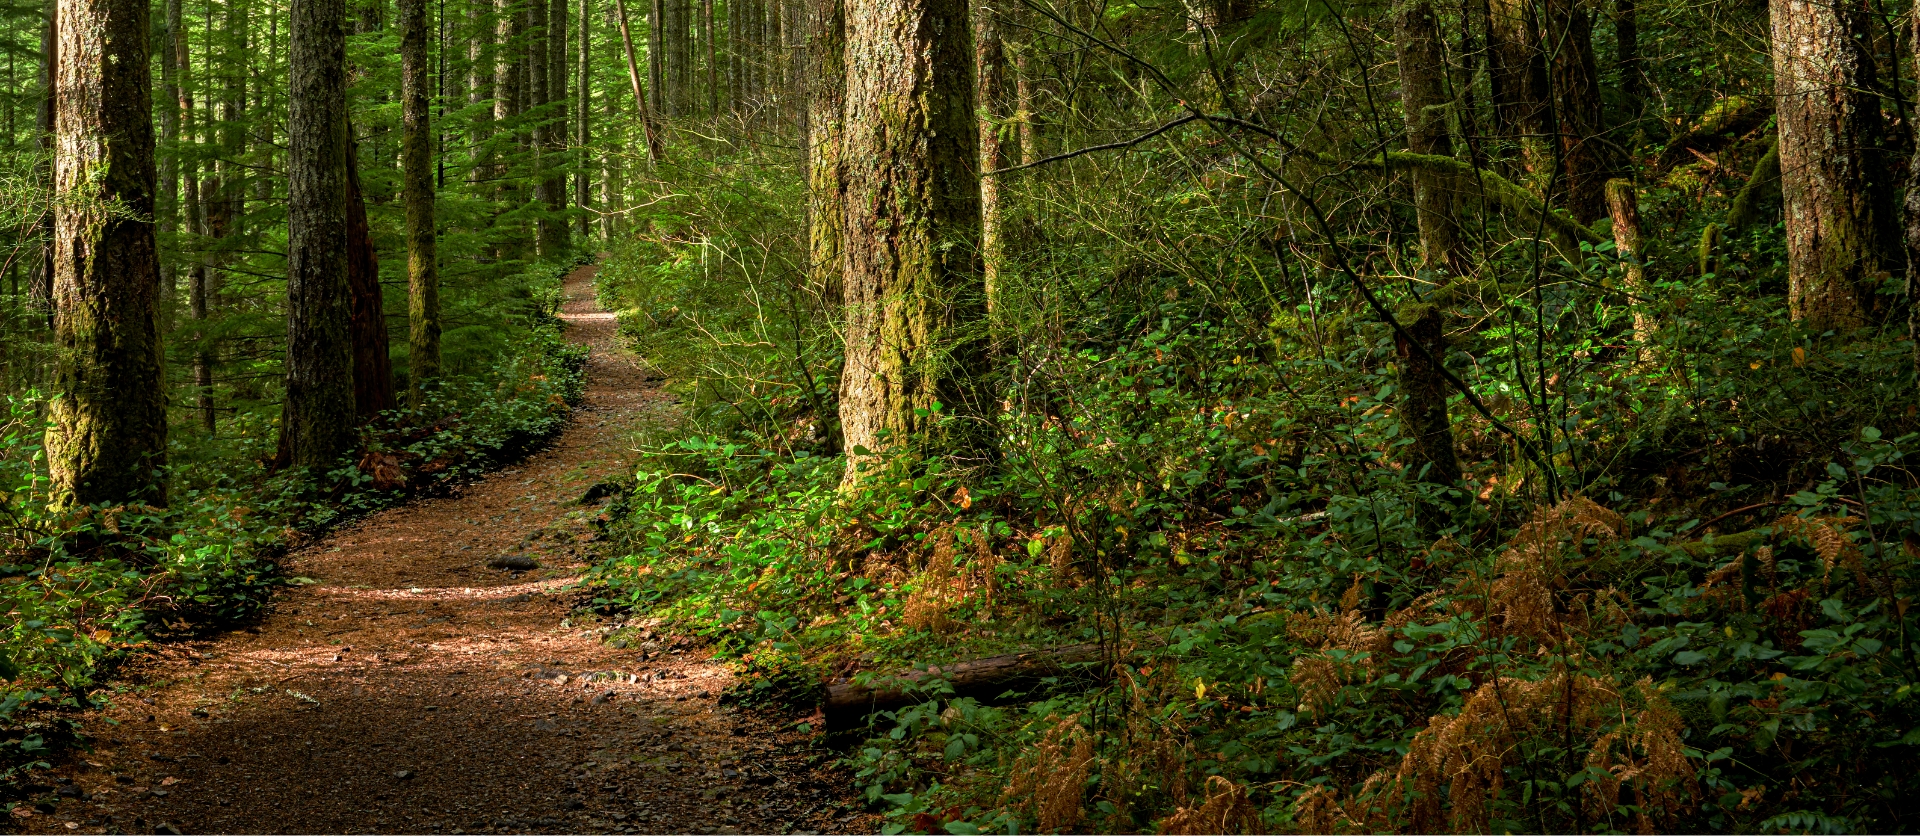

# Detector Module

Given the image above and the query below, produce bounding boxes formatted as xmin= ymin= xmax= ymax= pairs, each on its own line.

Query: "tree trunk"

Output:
xmin=1393 ymin=0 xmax=1463 ymax=273
xmin=822 ymin=644 xmax=1108 ymax=726
xmin=496 ymin=0 xmax=524 ymax=188
xmin=1389 ymin=0 xmax=1462 ymax=505
xmin=47 ymin=0 xmax=169 ymax=507
xmin=614 ymin=0 xmax=665 ymax=161
xmin=1013 ymin=45 xmax=1037 ymax=165
xmin=1908 ymin=8 xmax=1920 ymax=366
xmin=703 ymin=0 xmax=717 ymax=114
xmin=839 ymin=0 xmax=987 ymax=482
xmin=578 ymin=0 xmax=593 ymax=235
xmin=1393 ymin=302 xmax=1460 ymax=493
xmin=806 ymin=0 xmax=844 ymax=308
xmin=177 ymin=19 xmax=215 ymax=436
xmin=976 ymin=0 xmax=1008 ymax=323
xmin=347 ymin=147 xmax=395 ymax=421
xmin=283 ymin=0 xmax=358 ymax=470
xmin=542 ymin=0 xmax=568 ymax=254
xmin=1605 ymin=179 xmax=1654 ymax=346
xmin=1772 ymin=0 xmax=1896 ymax=328
xmin=27 ymin=6 xmax=54 ymax=321
xmin=1485 ymin=0 xmax=1549 ymax=185
xmin=401 ymin=0 xmax=441 ymax=405
xmin=529 ymin=0 xmax=553 ymax=250
xmin=1615 ymin=0 xmax=1640 ymax=100
xmin=1542 ymin=0 xmax=1607 ymax=223
xmin=648 ymin=0 xmax=664 ymax=115
xmin=160 ymin=0 xmax=182 ymax=321
xmin=469 ymin=0 xmax=493 ymax=183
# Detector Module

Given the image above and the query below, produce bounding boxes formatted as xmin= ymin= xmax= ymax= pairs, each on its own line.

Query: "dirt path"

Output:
xmin=22 ymin=266 xmax=858 ymax=836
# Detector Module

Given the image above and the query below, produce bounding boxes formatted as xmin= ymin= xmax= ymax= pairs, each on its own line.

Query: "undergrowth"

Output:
xmin=582 ymin=128 xmax=1920 ymax=833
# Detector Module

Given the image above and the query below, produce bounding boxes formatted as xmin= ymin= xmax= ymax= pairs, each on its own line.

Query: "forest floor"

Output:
xmin=15 ymin=265 xmax=868 ymax=836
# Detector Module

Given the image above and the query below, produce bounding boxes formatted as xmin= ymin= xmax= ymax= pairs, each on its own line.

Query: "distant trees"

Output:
xmin=46 ymin=0 xmax=169 ymax=506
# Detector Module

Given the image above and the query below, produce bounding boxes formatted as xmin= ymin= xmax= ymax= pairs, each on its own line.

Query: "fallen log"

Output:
xmin=823 ymin=643 xmax=1111 ymax=726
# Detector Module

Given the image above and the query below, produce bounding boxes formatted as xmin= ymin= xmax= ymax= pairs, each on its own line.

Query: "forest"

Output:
xmin=5 ymin=0 xmax=1920 ymax=830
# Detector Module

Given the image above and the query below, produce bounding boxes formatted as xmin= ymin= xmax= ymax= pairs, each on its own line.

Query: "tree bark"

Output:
xmin=1393 ymin=0 xmax=1463 ymax=273
xmin=614 ymin=0 xmax=665 ymax=161
xmin=529 ymin=0 xmax=554 ymax=250
xmin=1772 ymin=0 xmax=1896 ymax=328
xmin=176 ymin=19 xmax=215 ymax=436
xmin=27 ymin=6 xmax=54 ymax=321
xmin=347 ymin=145 xmax=395 ymax=421
xmin=822 ymin=643 xmax=1108 ymax=726
xmin=1615 ymin=0 xmax=1640 ymax=100
xmin=1542 ymin=0 xmax=1607 ymax=223
xmin=543 ymin=0 xmax=569 ymax=253
xmin=648 ymin=0 xmax=664 ymax=115
xmin=1605 ymin=178 xmax=1654 ymax=346
xmin=47 ymin=0 xmax=169 ymax=506
xmin=1389 ymin=0 xmax=1462 ymax=505
xmin=468 ymin=0 xmax=493 ymax=183
xmin=1485 ymin=0 xmax=1549 ymax=185
xmin=159 ymin=0 xmax=182 ymax=320
xmin=283 ymin=0 xmax=358 ymax=470
xmin=496 ymin=0 xmax=524 ymax=189
xmin=977 ymin=0 xmax=1008 ymax=323
xmin=1013 ymin=44 xmax=1037 ymax=165
xmin=578 ymin=0 xmax=593 ymax=235
xmin=401 ymin=0 xmax=441 ymax=405
xmin=1393 ymin=301 xmax=1461 ymax=492
xmin=703 ymin=0 xmax=717 ymax=114
xmin=806 ymin=0 xmax=844 ymax=308
xmin=839 ymin=0 xmax=987 ymax=481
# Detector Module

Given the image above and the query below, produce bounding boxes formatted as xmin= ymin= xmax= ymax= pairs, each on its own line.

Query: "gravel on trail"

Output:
xmin=13 ymin=266 xmax=873 ymax=836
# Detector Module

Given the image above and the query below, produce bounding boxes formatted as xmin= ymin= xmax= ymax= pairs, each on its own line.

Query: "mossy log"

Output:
xmin=823 ymin=643 xmax=1110 ymax=725
xmin=1725 ymin=139 xmax=1781 ymax=231
xmin=1655 ymin=95 xmax=1772 ymax=171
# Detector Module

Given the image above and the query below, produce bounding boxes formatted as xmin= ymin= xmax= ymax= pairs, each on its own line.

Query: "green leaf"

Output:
xmin=1673 ymin=650 xmax=1710 ymax=665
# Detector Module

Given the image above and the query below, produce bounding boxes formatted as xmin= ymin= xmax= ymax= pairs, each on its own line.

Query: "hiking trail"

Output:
xmin=25 ymin=265 xmax=863 ymax=836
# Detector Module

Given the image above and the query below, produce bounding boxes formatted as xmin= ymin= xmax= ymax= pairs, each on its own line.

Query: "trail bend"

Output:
xmin=24 ymin=265 xmax=855 ymax=836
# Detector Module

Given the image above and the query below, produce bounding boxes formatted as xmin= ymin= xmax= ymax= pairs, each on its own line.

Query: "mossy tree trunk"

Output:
xmin=47 ymin=0 xmax=169 ymax=507
xmin=1393 ymin=303 xmax=1461 ymax=491
xmin=806 ymin=0 xmax=844 ymax=307
xmin=1390 ymin=0 xmax=1462 ymax=501
xmin=401 ymin=0 xmax=441 ymax=405
xmin=1605 ymin=178 xmax=1654 ymax=346
xmin=977 ymin=0 xmax=1009 ymax=324
xmin=839 ymin=0 xmax=988 ymax=482
xmin=282 ymin=0 xmax=358 ymax=470
xmin=1393 ymin=0 xmax=1463 ymax=273
xmin=1771 ymin=0 xmax=1896 ymax=329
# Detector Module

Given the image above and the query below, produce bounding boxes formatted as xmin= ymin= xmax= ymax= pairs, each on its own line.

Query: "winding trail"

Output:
xmin=26 ymin=266 xmax=859 ymax=835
